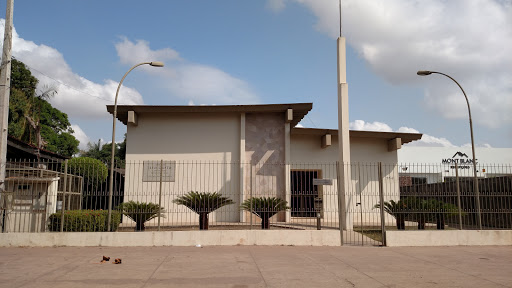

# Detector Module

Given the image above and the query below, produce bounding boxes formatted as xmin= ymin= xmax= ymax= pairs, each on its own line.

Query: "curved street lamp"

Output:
xmin=417 ymin=70 xmax=482 ymax=229
xmin=107 ymin=61 xmax=164 ymax=231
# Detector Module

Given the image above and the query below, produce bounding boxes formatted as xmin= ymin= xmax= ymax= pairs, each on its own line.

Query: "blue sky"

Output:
xmin=2 ymin=0 xmax=511 ymax=150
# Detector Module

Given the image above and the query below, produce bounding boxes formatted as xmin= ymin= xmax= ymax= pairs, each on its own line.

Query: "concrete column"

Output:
xmin=337 ymin=36 xmax=352 ymax=230
xmin=0 ymin=0 xmax=14 ymax=208
xmin=239 ymin=113 xmax=246 ymax=222
xmin=284 ymin=122 xmax=291 ymax=222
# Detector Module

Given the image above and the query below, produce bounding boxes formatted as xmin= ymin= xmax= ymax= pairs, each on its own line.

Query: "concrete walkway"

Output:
xmin=0 ymin=246 xmax=510 ymax=288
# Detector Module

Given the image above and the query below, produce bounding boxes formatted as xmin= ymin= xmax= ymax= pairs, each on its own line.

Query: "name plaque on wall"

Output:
xmin=313 ymin=178 xmax=332 ymax=186
xmin=142 ymin=161 xmax=176 ymax=182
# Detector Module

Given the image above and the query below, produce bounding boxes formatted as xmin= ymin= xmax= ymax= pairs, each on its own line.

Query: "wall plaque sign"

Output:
xmin=313 ymin=178 xmax=332 ymax=186
xmin=142 ymin=161 xmax=176 ymax=182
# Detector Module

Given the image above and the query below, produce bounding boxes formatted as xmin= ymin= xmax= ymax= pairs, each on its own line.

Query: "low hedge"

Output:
xmin=48 ymin=210 xmax=121 ymax=232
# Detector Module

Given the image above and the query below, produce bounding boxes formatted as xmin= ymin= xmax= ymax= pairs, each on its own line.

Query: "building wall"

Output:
xmin=244 ymin=113 xmax=286 ymax=222
xmin=290 ymin=134 xmax=399 ymax=226
xmin=122 ymin=112 xmax=405 ymax=227
xmin=124 ymin=112 xmax=241 ymax=224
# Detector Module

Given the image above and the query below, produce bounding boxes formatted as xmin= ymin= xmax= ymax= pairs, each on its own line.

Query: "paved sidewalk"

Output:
xmin=0 ymin=245 xmax=510 ymax=288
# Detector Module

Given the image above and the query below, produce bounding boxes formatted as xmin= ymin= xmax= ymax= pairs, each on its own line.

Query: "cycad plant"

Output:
xmin=173 ymin=191 xmax=234 ymax=230
xmin=429 ymin=199 xmax=461 ymax=230
xmin=240 ymin=197 xmax=290 ymax=229
xmin=117 ymin=201 xmax=165 ymax=231
xmin=374 ymin=198 xmax=411 ymax=230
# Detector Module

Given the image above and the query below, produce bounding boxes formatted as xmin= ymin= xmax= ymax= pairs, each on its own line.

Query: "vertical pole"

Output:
xmin=249 ymin=164 xmax=253 ymax=229
xmin=378 ymin=162 xmax=386 ymax=246
xmin=337 ymin=35 xmax=351 ymax=232
xmin=358 ymin=163 xmax=364 ymax=246
xmin=0 ymin=0 xmax=14 ymax=207
xmin=67 ymin=175 xmax=72 ymax=210
xmin=455 ymin=162 xmax=463 ymax=230
xmin=60 ymin=159 xmax=68 ymax=232
xmin=336 ymin=162 xmax=344 ymax=246
xmin=158 ymin=160 xmax=163 ymax=231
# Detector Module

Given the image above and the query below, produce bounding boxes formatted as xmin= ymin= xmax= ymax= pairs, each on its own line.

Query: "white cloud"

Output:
xmin=266 ymin=0 xmax=287 ymax=12
xmin=349 ymin=120 xmax=392 ymax=132
xmin=350 ymin=120 xmax=496 ymax=147
xmin=350 ymin=120 xmax=459 ymax=147
xmin=115 ymin=38 xmax=260 ymax=105
xmin=268 ymin=0 xmax=512 ymax=129
xmin=462 ymin=142 xmax=493 ymax=148
xmin=71 ymin=124 xmax=90 ymax=151
xmin=115 ymin=37 xmax=181 ymax=66
xmin=0 ymin=20 xmax=144 ymax=119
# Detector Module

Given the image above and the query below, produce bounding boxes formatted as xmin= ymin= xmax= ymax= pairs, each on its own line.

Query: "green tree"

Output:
xmin=240 ymin=197 xmax=289 ymax=229
xmin=66 ymin=157 xmax=108 ymax=184
xmin=117 ymin=201 xmax=165 ymax=231
xmin=81 ymin=134 xmax=127 ymax=163
xmin=7 ymin=59 xmax=79 ymax=157
xmin=173 ymin=191 xmax=234 ymax=230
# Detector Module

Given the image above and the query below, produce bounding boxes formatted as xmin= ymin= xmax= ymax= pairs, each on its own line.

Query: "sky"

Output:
xmin=1 ymin=0 xmax=511 ymax=151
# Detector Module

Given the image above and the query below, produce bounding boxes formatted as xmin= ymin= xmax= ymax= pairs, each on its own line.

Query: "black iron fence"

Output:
xmin=1 ymin=159 xmax=510 ymax=246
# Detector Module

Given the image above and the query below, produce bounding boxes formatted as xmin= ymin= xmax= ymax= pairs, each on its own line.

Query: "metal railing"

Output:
xmin=0 ymin=159 xmax=510 ymax=246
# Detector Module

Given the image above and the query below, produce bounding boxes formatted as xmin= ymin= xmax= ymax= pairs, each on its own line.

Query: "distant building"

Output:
xmin=398 ymin=146 xmax=512 ymax=184
xmin=7 ymin=135 xmax=69 ymax=162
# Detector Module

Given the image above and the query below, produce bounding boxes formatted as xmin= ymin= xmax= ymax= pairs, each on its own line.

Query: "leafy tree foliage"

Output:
xmin=66 ymin=157 xmax=108 ymax=184
xmin=7 ymin=59 xmax=79 ymax=157
xmin=117 ymin=201 xmax=165 ymax=231
xmin=240 ymin=197 xmax=289 ymax=229
xmin=173 ymin=191 xmax=234 ymax=230
xmin=80 ymin=134 xmax=127 ymax=163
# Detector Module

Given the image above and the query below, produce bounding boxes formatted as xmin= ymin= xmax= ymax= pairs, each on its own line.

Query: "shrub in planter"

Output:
xmin=173 ymin=191 xmax=234 ymax=230
xmin=428 ymin=199 xmax=461 ymax=230
xmin=374 ymin=198 xmax=412 ymax=230
xmin=48 ymin=210 xmax=121 ymax=232
xmin=117 ymin=201 xmax=165 ymax=231
xmin=240 ymin=197 xmax=290 ymax=229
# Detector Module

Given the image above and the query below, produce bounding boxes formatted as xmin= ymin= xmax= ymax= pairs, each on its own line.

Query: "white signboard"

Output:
xmin=313 ymin=178 xmax=332 ymax=186
xmin=143 ymin=161 xmax=176 ymax=182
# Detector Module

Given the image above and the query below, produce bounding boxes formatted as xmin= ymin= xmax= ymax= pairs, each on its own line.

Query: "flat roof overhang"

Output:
xmin=107 ymin=103 xmax=313 ymax=127
xmin=291 ymin=127 xmax=423 ymax=144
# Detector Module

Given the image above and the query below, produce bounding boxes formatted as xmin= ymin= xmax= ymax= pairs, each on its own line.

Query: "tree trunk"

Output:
xmin=436 ymin=213 xmax=445 ymax=230
xmin=261 ymin=216 xmax=270 ymax=229
xmin=136 ymin=221 xmax=145 ymax=231
xmin=199 ymin=213 xmax=209 ymax=230
xmin=396 ymin=215 xmax=406 ymax=230
xmin=418 ymin=216 xmax=426 ymax=230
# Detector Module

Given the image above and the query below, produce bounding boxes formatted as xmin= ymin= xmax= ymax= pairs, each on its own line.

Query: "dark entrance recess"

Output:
xmin=291 ymin=170 xmax=318 ymax=217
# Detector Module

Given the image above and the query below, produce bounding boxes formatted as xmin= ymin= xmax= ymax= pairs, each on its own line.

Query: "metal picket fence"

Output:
xmin=1 ymin=159 xmax=510 ymax=247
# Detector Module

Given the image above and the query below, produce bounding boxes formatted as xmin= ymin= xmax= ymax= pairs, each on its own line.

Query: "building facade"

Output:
xmin=108 ymin=103 xmax=422 ymax=228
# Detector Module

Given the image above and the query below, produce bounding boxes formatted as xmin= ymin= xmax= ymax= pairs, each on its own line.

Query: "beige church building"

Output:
xmin=107 ymin=103 xmax=422 ymax=229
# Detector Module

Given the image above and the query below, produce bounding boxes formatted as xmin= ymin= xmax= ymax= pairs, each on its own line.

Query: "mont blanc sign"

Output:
xmin=442 ymin=151 xmax=476 ymax=169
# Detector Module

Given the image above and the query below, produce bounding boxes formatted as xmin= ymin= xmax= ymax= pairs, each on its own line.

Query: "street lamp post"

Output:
xmin=107 ymin=61 xmax=164 ymax=231
xmin=417 ymin=70 xmax=482 ymax=230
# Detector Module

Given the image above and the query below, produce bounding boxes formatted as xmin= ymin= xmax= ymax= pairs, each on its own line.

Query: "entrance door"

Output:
xmin=291 ymin=170 xmax=318 ymax=217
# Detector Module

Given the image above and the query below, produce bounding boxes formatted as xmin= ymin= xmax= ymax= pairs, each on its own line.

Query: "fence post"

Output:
xmin=455 ymin=162 xmax=463 ymax=230
xmin=336 ymin=161 xmax=344 ymax=246
xmin=158 ymin=160 xmax=163 ymax=231
xmin=60 ymin=159 xmax=68 ymax=232
xmin=249 ymin=163 xmax=253 ymax=230
xmin=378 ymin=162 xmax=386 ymax=246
